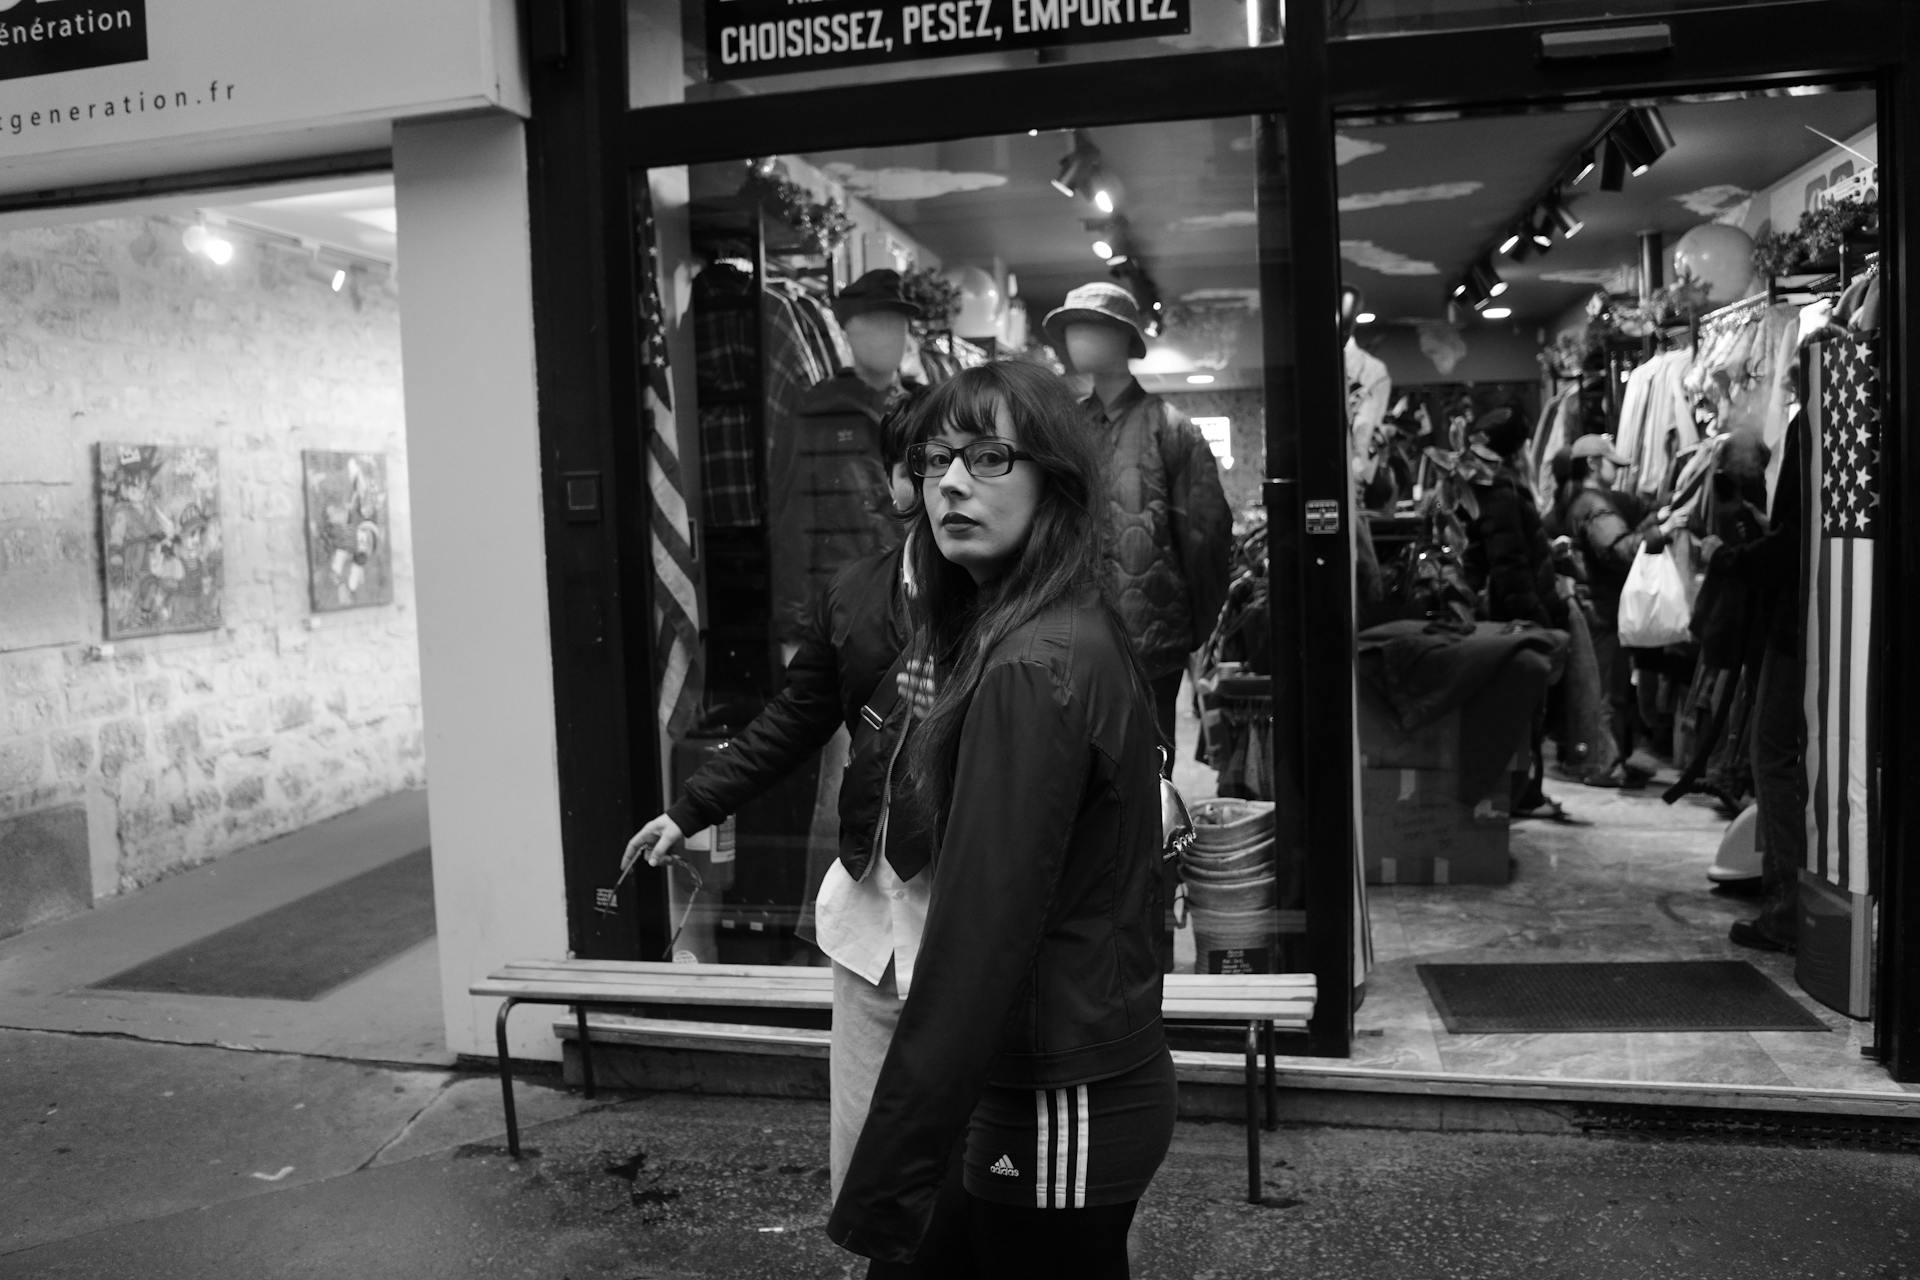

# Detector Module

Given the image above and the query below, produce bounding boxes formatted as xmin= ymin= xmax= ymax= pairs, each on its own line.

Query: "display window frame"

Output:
xmin=549 ymin=0 xmax=1920 ymax=1084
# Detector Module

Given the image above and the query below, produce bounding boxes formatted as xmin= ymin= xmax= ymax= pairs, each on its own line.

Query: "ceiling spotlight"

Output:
xmin=1633 ymin=106 xmax=1676 ymax=162
xmin=1529 ymin=212 xmax=1555 ymax=250
xmin=1469 ymin=258 xmax=1505 ymax=298
xmin=1599 ymin=137 xmax=1628 ymax=191
xmin=1094 ymin=188 xmax=1115 ymax=214
xmin=1144 ymin=319 xmax=1162 ymax=338
xmin=1451 ymin=281 xmax=1469 ymax=299
xmin=1107 ymin=251 xmax=1132 ymax=267
xmin=1027 ymin=128 xmax=1040 ymax=137
xmin=1498 ymin=230 xmax=1523 ymax=256
xmin=1186 ymin=373 xmax=1215 ymax=385
xmin=1151 ymin=300 xmax=1163 ymax=312
xmin=1572 ymin=148 xmax=1597 ymax=185
xmin=1482 ymin=306 xmax=1513 ymax=320
xmin=1547 ymin=195 xmax=1584 ymax=238
xmin=1052 ymin=129 xmax=1099 ymax=198
xmin=330 ymin=268 xmax=348 ymax=292
xmin=203 ymin=234 xmax=234 ymax=266
xmin=1091 ymin=240 xmax=1114 ymax=259
xmin=1356 ymin=312 xmax=1377 ymax=325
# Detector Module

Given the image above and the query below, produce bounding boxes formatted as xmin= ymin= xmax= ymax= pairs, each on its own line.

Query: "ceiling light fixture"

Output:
xmin=1469 ymin=258 xmax=1505 ymax=298
xmin=1599 ymin=137 xmax=1628 ymax=191
xmin=1187 ymin=373 xmax=1215 ymax=385
xmin=331 ymin=268 xmax=348 ymax=292
xmin=1481 ymin=306 xmax=1513 ymax=320
xmin=1572 ymin=148 xmax=1597 ymax=185
xmin=1529 ymin=211 xmax=1555 ymax=250
xmin=1091 ymin=240 xmax=1113 ymax=260
xmin=1498 ymin=230 xmax=1523 ymax=256
xmin=1093 ymin=188 xmax=1115 ymax=214
xmin=1634 ymin=106 xmax=1676 ymax=163
xmin=1052 ymin=129 xmax=1100 ymax=198
xmin=1356 ymin=311 xmax=1377 ymax=325
xmin=1547 ymin=195 xmax=1584 ymax=239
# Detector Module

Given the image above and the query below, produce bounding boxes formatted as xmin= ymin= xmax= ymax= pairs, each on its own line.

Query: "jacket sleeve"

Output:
xmin=826 ymin=658 xmax=1090 ymax=1262
xmin=1476 ymin=485 xmax=1553 ymax=629
xmin=664 ymin=587 xmax=842 ymax=836
xmin=1161 ymin=408 xmax=1234 ymax=650
xmin=1577 ymin=496 xmax=1657 ymax=576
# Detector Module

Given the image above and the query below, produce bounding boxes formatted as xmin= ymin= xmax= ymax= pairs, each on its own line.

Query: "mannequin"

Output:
xmin=768 ymin=269 xmax=922 ymax=649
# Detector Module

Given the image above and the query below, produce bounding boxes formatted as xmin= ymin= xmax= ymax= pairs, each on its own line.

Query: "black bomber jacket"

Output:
xmin=826 ymin=592 xmax=1168 ymax=1263
xmin=665 ymin=544 xmax=924 ymax=882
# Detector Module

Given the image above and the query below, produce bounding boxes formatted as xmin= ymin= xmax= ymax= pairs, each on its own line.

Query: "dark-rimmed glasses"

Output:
xmin=907 ymin=439 xmax=1035 ymax=479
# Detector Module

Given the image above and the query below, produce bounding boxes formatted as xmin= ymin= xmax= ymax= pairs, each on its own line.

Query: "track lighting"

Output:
xmin=331 ymin=268 xmax=348 ymax=292
xmin=1547 ymin=195 xmax=1584 ymax=239
xmin=1469 ymin=258 xmax=1505 ymax=299
xmin=1052 ymin=129 xmax=1100 ymax=199
xmin=1572 ymin=148 xmax=1597 ymax=185
xmin=1093 ymin=188 xmax=1115 ymax=214
xmin=1633 ymin=106 xmax=1675 ymax=162
xmin=1498 ymin=230 xmax=1523 ymax=256
xmin=1599 ymin=137 xmax=1628 ymax=191
xmin=1091 ymin=240 xmax=1113 ymax=259
xmin=1482 ymin=306 xmax=1513 ymax=320
xmin=1609 ymin=108 xmax=1672 ymax=178
xmin=1529 ymin=211 xmax=1555 ymax=251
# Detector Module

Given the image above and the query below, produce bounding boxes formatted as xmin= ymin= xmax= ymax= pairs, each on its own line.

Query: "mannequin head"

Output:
xmin=1063 ymin=321 xmax=1134 ymax=376
xmin=846 ymin=310 xmax=911 ymax=382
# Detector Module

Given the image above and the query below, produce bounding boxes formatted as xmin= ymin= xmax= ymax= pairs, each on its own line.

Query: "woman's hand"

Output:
xmin=621 ymin=814 xmax=686 ymax=875
xmin=898 ymin=658 xmax=938 ymax=720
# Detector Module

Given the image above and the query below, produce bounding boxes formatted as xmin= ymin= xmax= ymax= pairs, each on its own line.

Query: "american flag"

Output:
xmin=1799 ymin=332 xmax=1880 ymax=897
xmin=638 ymin=189 xmax=704 ymax=739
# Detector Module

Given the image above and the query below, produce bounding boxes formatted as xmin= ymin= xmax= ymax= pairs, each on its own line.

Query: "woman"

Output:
xmin=621 ymin=391 xmax=940 ymax=1218
xmin=827 ymin=363 xmax=1172 ymax=1278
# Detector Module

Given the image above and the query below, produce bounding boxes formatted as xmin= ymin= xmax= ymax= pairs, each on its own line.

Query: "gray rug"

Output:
xmin=93 ymin=848 xmax=435 ymax=1001
xmin=1418 ymin=960 xmax=1829 ymax=1034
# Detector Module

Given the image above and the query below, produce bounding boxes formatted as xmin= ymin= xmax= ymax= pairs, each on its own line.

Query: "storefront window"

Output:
xmin=631 ymin=0 xmax=1279 ymax=108
xmin=639 ymin=114 xmax=1296 ymax=975
xmin=1328 ymin=0 xmax=1808 ymax=39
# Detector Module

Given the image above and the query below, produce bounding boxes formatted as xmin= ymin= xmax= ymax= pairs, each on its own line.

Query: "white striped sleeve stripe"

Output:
xmin=1052 ymin=1088 xmax=1070 ymax=1208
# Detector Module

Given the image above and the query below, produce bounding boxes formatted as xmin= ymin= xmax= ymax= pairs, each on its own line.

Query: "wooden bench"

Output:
xmin=472 ymin=960 xmax=1316 ymax=1203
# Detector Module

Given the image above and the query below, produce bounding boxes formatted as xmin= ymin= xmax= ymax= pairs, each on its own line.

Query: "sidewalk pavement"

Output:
xmin=4 ymin=1026 xmax=1918 ymax=1280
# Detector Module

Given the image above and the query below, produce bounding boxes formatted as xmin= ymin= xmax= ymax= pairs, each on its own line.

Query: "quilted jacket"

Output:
xmin=1083 ymin=379 xmax=1233 ymax=678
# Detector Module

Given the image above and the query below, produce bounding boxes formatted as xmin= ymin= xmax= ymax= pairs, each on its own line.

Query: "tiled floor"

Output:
xmin=1346 ymin=777 xmax=1914 ymax=1095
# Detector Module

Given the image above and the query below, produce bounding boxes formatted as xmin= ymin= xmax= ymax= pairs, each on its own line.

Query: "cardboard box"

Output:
xmin=1361 ymin=767 xmax=1512 ymax=886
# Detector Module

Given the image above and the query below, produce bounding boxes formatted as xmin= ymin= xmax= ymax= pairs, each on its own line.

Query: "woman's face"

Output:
xmin=923 ymin=402 xmax=1042 ymax=586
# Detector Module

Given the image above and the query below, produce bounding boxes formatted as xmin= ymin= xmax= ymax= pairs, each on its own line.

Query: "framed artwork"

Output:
xmin=97 ymin=444 xmax=223 ymax=640
xmin=302 ymin=451 xmax=393 ymax=611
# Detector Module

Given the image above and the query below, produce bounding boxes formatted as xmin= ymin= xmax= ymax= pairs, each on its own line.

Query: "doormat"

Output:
xmin=93 ymin=848 xmax=436 ymax=1002
xmin=1417 ymin=960 xmax=1830 ymax=1034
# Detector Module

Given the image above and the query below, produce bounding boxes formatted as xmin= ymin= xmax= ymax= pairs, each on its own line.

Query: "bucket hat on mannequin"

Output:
xmin=1043 ymin=281 xmax=1149 ymax=362
xmin=831 ymin=269 xmax=921 ymax=325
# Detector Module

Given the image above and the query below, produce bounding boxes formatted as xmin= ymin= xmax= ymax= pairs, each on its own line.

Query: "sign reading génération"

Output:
xmin=0 ymin=0 xmax=148 ymax=82
xmin=705 ymin=0 xmax=1189 ymax=80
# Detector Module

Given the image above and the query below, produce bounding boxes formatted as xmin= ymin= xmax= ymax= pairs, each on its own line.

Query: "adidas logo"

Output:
xmin=989 ymin=1154 xmax=1019 ymax=1178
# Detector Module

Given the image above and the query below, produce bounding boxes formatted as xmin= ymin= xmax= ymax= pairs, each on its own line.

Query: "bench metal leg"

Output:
xmin=496 ymin=997 xmax=523 ymax=1159
xmin=577 ymin=1004 xmax=596 ymax=1100
xmin=1263 ymin=1019 xmax=1278 ymax=1131
xmin=1244 ymin=1021 xmax=1262 ymax=1204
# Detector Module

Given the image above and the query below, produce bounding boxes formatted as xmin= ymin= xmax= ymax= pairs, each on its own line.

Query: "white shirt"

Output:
xmin=815 ymin=851 xmax=931 ymax=997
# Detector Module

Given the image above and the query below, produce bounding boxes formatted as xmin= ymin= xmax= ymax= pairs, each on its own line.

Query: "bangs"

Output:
xmin=914 ymin=374 xmax=1007 ymax=443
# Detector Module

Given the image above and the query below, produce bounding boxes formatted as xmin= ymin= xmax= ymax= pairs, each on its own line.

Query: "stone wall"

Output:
xmin=0 ymin=215 xmax=423 ymax=931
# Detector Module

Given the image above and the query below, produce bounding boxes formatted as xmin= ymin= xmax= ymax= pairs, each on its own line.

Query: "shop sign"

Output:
xmin=706 ymin=0 xmax=1190 ymax=81
xmin=0 ymin=0 xmax=523 ymax=168
xmin=0 ymin=0 xmax=147 ymax=83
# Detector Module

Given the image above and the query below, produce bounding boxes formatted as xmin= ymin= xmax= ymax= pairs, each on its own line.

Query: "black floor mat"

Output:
xmin=93 ymin=848 xmax=435 ymax=1001
xmin=1417 ymin=960 xmax=1830 ymax=1034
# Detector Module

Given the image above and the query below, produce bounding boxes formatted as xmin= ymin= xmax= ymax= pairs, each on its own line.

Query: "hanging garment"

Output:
xmin=1345 ymin=337 xmax=1393 ymax=486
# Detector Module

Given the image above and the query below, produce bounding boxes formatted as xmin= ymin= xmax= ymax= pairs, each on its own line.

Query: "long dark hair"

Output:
xmin=899 ymin=361 xmax=1121 ymax=821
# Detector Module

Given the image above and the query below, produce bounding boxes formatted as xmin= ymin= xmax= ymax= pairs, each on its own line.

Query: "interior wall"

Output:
xmin=1358 ymin=323 xmax=1547 ymax=388
xmin=393 ymin=113 xmax=569 ymax=1061
xmin=0 ymin=215 xmax=423 ymax=939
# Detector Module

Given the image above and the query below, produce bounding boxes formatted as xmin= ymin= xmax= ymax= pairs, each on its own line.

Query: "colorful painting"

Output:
xmin=97 ymin=444 xmax=224 ymax=639
xmin=302 ymin=451 xmax=393 ymax=611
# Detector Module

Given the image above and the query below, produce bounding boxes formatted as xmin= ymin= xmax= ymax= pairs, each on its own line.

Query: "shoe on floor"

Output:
xmin=1729 ymin=919 xmax=1795 ymax=954
xmin=1579 ymin=762 xmax=1648 ymax=790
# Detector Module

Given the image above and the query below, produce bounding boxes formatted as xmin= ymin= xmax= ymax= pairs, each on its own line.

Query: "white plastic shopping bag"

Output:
xmin=1617 ymin=544 xmax=1691 ymax=648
